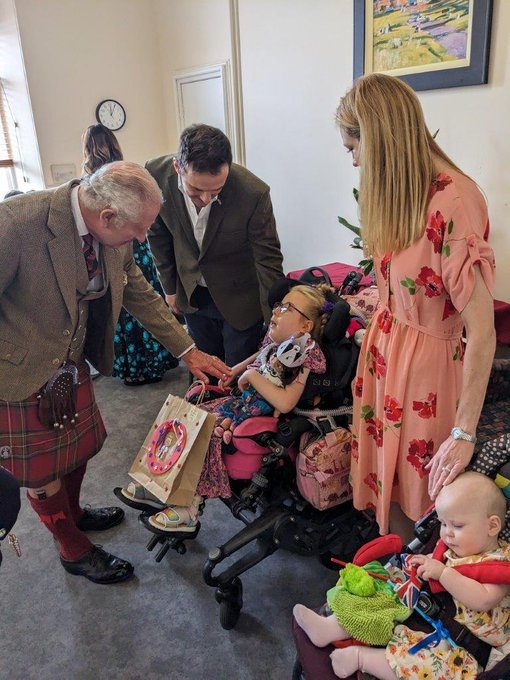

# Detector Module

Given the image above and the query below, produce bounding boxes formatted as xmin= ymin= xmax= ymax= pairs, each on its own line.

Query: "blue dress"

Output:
xmin=113 ymin=240 xmax=179 ymax=382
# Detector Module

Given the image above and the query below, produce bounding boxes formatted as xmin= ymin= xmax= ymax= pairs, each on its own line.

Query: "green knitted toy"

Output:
xmin=326 ymin=561 xmax=411 ymax=646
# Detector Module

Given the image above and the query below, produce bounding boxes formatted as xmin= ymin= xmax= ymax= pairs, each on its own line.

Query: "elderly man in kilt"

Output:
xmin=0 ymin=161 xmax=230 ymax=584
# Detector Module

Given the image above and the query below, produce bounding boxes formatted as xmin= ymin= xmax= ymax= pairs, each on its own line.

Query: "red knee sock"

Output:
xmin=27 ymin=486 xmax=92 ymax=561
xmin=62 ymin=463 xmax=87 ymax=523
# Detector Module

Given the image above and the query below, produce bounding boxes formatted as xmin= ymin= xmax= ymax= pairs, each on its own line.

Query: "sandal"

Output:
xmin=146 ymin=495 xmax=202 ymax=533
xmin=113 ymin=483 xmax=165 ymax=512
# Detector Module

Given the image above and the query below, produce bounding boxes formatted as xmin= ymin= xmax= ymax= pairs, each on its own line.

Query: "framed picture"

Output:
xmin=354 ymin=0 xmax=493 ymax=91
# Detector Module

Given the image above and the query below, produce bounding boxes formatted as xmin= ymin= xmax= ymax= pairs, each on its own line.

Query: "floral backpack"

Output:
xmin=296 ymin=417 xmax=352 ymax=511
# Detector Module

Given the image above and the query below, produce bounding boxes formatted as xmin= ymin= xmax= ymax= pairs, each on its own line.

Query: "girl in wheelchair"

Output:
xmin=294 ymin=471 xmax=510 ymax=679
xmin=118 ymin=284 xmax=335 ymax=533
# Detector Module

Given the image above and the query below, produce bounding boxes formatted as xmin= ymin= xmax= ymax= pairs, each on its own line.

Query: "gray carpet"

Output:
xmin=1 ymin=365 xmax=335 ymax=680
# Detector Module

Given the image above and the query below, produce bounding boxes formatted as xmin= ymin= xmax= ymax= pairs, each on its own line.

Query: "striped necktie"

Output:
xmin=81 ymin=234 xmax=101 ymax=280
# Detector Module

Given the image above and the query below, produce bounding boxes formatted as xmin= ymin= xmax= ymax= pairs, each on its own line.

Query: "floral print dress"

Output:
xmin=350 ymin=171 xmax=495 ymax=534
xmin=196 ymin=342 xmax=326 ymax=499
xmin=113 ymin=240 xmax=178 ymax=381
xmin=386 ymin=541 xmax=510 ymax=679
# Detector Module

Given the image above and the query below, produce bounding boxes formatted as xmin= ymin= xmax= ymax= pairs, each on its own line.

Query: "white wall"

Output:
xmin=239 ymin=0 xmax=510 ymax=301
xmin=239 ymin=0 xmax=357 ymax=278
xmin=13 ymin=0 xmax=168 ymax=185
xmin=154 ymin=0 xmax=231 ymax=153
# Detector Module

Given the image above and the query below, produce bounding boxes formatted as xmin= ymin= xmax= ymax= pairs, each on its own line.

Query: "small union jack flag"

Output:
xmin=395 ymin=553 xmax=423 ymax=609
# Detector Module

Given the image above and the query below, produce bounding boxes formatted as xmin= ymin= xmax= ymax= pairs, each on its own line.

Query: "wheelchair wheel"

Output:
xmin=219 ymin=599 xmax=241 ymax=630
xmin=217 ymin=577 xmax=243 ymax=630
xmin=318 ymin=510 xmax=380 ymax=570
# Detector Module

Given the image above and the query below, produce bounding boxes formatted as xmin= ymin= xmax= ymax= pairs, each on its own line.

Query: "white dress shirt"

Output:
xmin=177 ymin=174 xmax=219 ymax=287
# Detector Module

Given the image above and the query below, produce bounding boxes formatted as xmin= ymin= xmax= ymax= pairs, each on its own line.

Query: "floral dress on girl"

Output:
xmin=387 ymin=541 xmax=510 ymax=679
xmin=350 ymin=171 xmax=495 ymax=534
xmin=197 ymin=334 xmax=326 ymax=500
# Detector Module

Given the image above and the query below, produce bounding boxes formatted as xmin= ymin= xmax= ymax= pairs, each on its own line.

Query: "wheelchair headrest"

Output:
xmin=323 ymin=298 xmax=351 ymax=342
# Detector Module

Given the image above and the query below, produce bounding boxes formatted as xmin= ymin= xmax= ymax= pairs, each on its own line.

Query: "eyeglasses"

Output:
xmin=272 ymin=300 xmax=310 ymax=320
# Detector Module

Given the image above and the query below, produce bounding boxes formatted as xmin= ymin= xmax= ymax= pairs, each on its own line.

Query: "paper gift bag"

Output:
xmin=128 ymin=393 xmax=215 ymax=505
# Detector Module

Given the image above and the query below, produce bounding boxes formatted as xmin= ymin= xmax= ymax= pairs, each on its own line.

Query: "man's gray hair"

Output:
xmin=80 ymin=161 xmax=163 ymax=223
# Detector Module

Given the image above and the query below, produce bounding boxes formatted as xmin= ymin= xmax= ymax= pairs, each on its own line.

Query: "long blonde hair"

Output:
xmin=290 ymin=284 xmax=335 ymax=342
xmin=336 ymin=73 xmax=463 ymax=257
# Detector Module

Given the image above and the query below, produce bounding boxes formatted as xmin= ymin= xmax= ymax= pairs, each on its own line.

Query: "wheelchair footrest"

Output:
xmin=140 ymin=516 xmax=201 ymax=561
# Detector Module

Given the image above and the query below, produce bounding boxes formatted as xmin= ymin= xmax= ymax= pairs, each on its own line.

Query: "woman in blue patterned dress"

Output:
xmin=82 ymin=124 xmax=178 ymax=385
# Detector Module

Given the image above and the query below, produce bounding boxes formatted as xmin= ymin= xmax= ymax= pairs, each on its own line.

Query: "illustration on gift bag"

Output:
xmin=129 ymin=392 xmax=215 ymax=505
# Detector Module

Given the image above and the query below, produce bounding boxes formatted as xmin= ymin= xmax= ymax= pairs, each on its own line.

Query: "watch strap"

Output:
xmin=451 ymin=426 xmax=477 ymax=444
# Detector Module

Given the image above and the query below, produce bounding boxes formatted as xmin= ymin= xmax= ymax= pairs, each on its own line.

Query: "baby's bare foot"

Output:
xmin=330 ymin=646 xmax=360 ymax=678
xmin=293 ymin=604 xmax=344 ymax=648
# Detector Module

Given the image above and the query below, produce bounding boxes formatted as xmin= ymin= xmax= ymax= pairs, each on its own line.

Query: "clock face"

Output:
xmin=95 ymin=99 xmax=126 ymax=131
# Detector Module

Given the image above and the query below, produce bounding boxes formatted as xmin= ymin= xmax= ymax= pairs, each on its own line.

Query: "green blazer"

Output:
xmin=0 ymin=181 xmax=193 ymax=401
xmin=146 ymin=157 xmax=284 ymax=330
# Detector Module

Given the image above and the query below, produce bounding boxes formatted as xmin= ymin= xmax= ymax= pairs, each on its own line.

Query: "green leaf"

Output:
xmin=401 ymin=278 xmax=416 ymax=295
xmin=359 ymin=258 xmax=374 ymax=275
xmin=361 ymin=405 xmax=374 ymax=420
xmin=442 ymin=244 xmax=450 ymax=257
xmin=352 ymin=187 xmax=359 ymax=203
xmin=453 ymin=346 xmax=460 ymax=361
xmin=394 ymin=422 xmax=401 ymax=428
xmin=432 ymin=128 xmax=440 ymax=139
xmin=337 ymin=216 xmax=361 ymax=236
xmin=447 ymin=220 xmax=453 ymax=234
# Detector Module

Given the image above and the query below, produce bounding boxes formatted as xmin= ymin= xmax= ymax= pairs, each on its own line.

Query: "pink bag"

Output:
xmin=296 ymin=423 xmax=352 ymax=510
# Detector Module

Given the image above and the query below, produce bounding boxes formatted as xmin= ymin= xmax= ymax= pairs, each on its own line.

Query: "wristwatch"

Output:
xmin=451 ymin=426 xmax=476 ymax=444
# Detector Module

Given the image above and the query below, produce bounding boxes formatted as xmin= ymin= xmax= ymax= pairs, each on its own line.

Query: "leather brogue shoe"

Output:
xmin=60 ymin=545 xmax=134 ymax=584
xmin=76 ymin=506 xmax=125 ymax=532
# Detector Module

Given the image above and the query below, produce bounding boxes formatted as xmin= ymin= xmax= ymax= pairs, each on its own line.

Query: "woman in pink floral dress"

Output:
xmin=336 ymin=74 xmax=496 ymax=537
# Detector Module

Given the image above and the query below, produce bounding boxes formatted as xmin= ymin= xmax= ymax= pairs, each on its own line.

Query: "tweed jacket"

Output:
xmin=0 ymin=181 xmax=193 ymax=402
xmin=146 ymin=157 xmax=284 ymax=331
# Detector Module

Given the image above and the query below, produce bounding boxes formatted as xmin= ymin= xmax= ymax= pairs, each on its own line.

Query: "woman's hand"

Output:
xmin=425 ymin=437 xmax=474 ymax=500
xmin=409 ymin=555 xmax=446 ymax=581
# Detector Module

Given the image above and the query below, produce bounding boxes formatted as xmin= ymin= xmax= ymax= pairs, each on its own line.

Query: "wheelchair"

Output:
xmin=136 ymin=277 xmax=380 ymax=630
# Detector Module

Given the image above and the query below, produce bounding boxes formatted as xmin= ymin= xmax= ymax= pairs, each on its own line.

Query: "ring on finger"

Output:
xmin=441 ymin=465 xmax=451 ymax=473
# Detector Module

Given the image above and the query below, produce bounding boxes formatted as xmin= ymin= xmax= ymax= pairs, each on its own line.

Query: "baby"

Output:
xmin=294 ymin=471 xmax=510 ymax=679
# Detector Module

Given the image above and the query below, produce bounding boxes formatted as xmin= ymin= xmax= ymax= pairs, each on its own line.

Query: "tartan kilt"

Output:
xmin=0 ymin=363 xmax=107 ymax=488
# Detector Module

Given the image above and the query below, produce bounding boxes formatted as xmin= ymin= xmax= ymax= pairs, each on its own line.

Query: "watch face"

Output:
xmin=451 ymin=427 xmax=475 ymax=442
xmin=95 ymin=99 xmax=126 ymax=131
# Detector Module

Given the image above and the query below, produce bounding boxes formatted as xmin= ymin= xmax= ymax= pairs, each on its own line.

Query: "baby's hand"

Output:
xmin=409 ymin=554 xmax=446 ymax=581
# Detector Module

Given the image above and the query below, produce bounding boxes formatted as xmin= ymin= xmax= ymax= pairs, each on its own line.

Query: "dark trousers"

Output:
xmin=185 ymin=286 xmax=264 ymax=367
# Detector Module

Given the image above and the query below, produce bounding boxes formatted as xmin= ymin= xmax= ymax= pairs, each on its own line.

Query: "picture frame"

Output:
xmin=353 ymin=0 xmax=493 ymax=91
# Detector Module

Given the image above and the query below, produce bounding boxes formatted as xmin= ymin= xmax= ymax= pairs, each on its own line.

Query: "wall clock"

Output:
xmin=95 ymin=99 xmax=126 ymax=131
